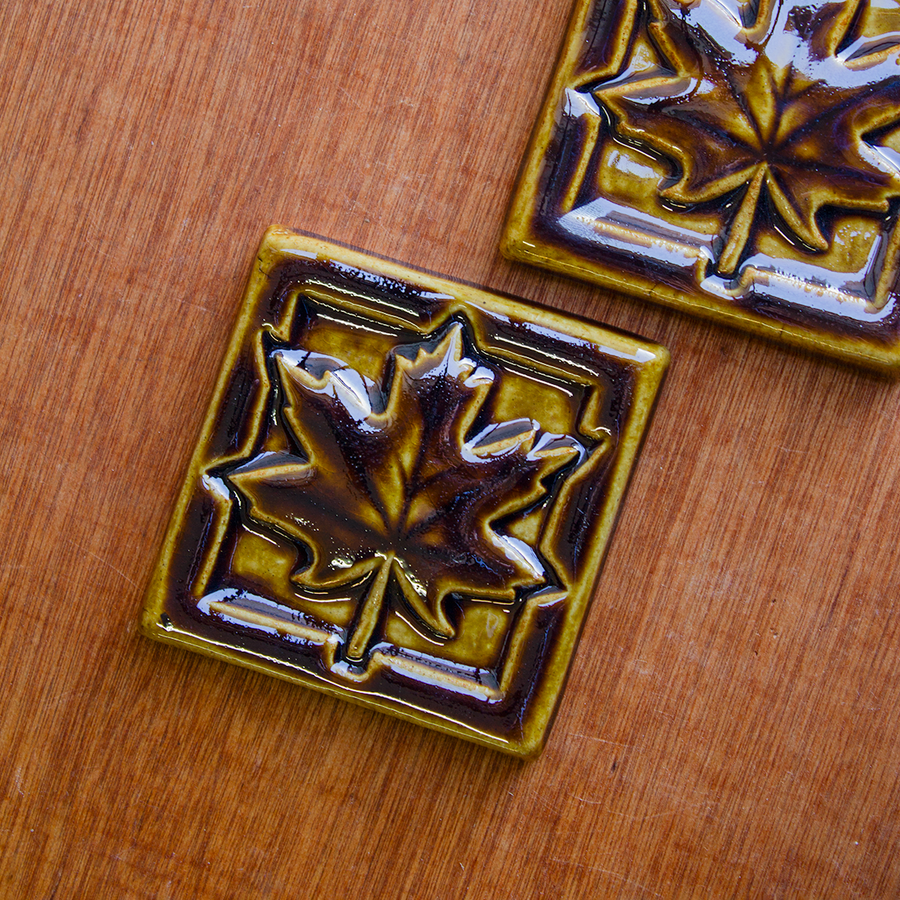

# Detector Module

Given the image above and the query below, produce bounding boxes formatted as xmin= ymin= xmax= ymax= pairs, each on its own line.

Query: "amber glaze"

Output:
xmin=504 ymin=0 xmax=900 ymax=369
xmin=143 ymin=228 xmax=668 ymax=757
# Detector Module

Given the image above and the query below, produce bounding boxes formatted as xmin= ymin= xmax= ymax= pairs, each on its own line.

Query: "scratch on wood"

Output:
xmin=569 ymin=732 xmax=635 ymax=747
xmin=548 ymin=858 xmax=663 ymax=897
xmin=66 ymin=540 xmax=139 ymax=588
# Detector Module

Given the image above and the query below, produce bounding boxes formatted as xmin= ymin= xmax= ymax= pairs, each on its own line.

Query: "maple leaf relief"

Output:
xmin=227 ymin=324 xmax=583 ymax=663
xmin=588 ymin=0 xmax=900 ymax=274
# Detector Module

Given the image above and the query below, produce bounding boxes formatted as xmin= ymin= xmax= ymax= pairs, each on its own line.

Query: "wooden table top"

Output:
xmin=3 ymin=1 xmax=899 ymax=897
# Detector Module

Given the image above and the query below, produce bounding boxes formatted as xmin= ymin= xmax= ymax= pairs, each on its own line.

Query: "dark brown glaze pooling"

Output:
xmin=143 ymin=229 xmax=668 ymax=757
xmin=505 ymin=0 xmax=900 ymax=367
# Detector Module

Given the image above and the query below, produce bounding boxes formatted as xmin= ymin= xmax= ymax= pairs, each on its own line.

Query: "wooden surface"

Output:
xmin=2 ymin=1 xmax=899 ymax=897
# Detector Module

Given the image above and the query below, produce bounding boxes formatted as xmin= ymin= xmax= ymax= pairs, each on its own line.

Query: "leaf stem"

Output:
xmin=345 ymin=554 xmax=394 ymax=662
xmin=718 ymin=168 xmax=765 ymax=277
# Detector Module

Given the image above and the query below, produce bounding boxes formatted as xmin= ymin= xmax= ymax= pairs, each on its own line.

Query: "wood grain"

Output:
xmin=2 ymin=0 xmax=899 ymax=897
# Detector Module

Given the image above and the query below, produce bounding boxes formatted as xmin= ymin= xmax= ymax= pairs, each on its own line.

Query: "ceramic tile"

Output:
xmin=143 ymin=228 xmax=668 ymax=757
xmin=504 ymin=0 xmax=900 ymax=370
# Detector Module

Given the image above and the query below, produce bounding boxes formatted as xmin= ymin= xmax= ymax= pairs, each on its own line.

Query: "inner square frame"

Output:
xmin=503 ymin=0 xmax=900 ymax=370
xmin=142 ymin=227 xmax=668 ymax=757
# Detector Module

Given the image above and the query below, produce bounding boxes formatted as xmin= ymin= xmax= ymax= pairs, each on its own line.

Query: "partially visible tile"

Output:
xmin=504 ymin=0 xmax=900 ymax=370
xmin=142 ymin=227 xmax=668 ymax=757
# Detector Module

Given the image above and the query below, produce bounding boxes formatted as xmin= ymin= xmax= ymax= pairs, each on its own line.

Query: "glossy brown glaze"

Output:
xmin=505 ymin=0 xmax=900 ymax=369
xmin=142 ymin=228 xmax=668 ymax=757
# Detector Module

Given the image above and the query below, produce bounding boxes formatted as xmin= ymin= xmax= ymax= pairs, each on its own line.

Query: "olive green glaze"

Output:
xmin=142 ymin=228 xmax=668 ymax=757
xmin=504 ymin=0 xmax=900 ymax=370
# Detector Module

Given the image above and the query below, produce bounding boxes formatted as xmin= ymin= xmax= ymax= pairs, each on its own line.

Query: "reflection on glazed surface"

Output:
xmin=142 ymin=228 xmax=668 ymax=757
xmin=505 ymin=0 xmax=900 ymax=367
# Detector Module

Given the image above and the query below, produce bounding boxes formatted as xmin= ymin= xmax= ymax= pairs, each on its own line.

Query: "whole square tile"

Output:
xmin=143 ymin=228 xmax=668 ymax=756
